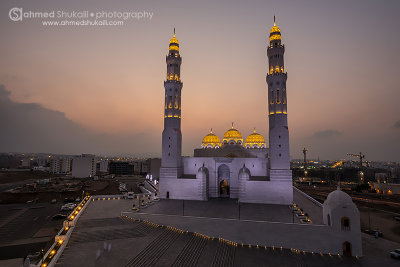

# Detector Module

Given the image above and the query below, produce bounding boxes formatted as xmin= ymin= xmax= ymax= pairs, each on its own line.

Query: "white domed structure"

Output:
xmin=322 ymin=188 xmax=362 ymax=257
xmin=324 ymin=188 xmax=353 ymax=210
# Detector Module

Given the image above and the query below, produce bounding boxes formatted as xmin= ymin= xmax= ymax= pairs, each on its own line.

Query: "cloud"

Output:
xmin=312 ymin=129 xmax=342 ymax=139
xmin=394 ymin=120 xmax=400 ymax=129
xmin=0 ymin=84 xmax=159 ymax=156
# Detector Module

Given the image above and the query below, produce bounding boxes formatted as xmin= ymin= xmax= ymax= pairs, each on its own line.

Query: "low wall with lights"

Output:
xmin=293 ymin=187 xmax=324 ymax=225
xmin=122 ymin=210 xmax=362 ymax=257
xmin=39 ymin=193 xmax=158 ymax=267
xmin=39 ymin=195 xmax=92 ymax=267
xmin=91 ymin=193 xmax=157 ymax=201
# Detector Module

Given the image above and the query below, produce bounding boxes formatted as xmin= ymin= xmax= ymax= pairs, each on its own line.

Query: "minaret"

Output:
xmin=267 ymin=17 xmax=291 ymax=172
xmin=161 ymin=29 xmax=183 ymax=177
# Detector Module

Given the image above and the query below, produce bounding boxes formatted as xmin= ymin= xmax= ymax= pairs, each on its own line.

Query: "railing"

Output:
xmin=293 ymin=186 xmax=322 ymax=207
xmin=39 ymin=195 xmax=92 ymax=267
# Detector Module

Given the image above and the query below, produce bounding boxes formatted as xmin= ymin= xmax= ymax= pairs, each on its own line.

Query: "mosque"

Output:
xmin=159 ymin=19 xmax=292 ymax=204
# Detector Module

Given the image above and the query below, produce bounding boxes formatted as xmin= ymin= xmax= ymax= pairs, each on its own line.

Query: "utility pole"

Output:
xmin=303 ymin=148 xmax=308 ymax=177
xmin=368 ymin=199 xmax=371 ymax=230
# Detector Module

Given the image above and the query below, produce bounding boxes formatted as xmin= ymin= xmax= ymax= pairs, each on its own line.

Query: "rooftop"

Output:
xmin=55 ymin=198 xmax=365 ymax=266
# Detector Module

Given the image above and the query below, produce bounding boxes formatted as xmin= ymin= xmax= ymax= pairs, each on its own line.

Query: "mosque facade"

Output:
xmin=159 ymin=20 xmax=292 ymax=204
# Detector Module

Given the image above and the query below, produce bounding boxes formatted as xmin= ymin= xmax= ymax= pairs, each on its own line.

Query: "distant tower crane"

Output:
xmin=347 ymin=152 xmax=365 ymax=183
xmin=347 ymin=152 xmax=365 ymax=168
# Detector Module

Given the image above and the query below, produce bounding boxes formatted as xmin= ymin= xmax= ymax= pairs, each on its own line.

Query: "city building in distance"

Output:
xmin=71 ymin=154 xmax=96 ymax=178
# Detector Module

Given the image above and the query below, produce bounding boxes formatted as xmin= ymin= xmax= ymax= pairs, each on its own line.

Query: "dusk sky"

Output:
xmin=1 ymin=0 xmax=399 ymax=161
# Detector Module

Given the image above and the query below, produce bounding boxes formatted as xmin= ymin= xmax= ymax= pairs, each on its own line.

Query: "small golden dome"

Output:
xmin=170 ymin=35 xmax=179 ymax=45
xmin=245 ymin=130 xmax=266 ymax=148
xmin=222 ymin=125 xmax=243 ymax=145
xmin=201 ymin=129 xmax=221 ymax=148
xmin=169 ymin=33 xmax=179 ymax=51
xmin=269 ymin=18 xmax=281 ymax=42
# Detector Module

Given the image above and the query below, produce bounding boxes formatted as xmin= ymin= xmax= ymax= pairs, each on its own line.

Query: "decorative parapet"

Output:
xmin=38 ymin=195 xmax=91 ymax=267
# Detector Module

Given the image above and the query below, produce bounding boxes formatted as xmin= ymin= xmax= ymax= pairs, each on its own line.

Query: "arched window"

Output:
xmin=341 ymin=217 xmax=350 ymax=231
xmin=174 ymin=94 xmax=178 ymax=109
xmin=327 ymin=214 xmax=331 ymax=226
xmin=282 ymin=89 xmax=286 ymax=104
xmin=277 ymin=89 xmax=280 ymax=104
xmin=168 ymin=96 xmax=172 ymax=108
xmin=270 ymin=91 xmax=274 ymax=104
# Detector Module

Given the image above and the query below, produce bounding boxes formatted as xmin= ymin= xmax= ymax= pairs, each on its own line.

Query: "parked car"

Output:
xmin=26 ymin=198 xmax=38 ymax=204
xmin=60 ymin=206 xmax=72 ymax=211
xmin=64 ymin=197 xmax=75 ymax=203
xmin=394 ymin=216 xmax=400 ymax=222
xmin=51 ymin=199 xmax=57 ymax=204
xmin=75 ymin=197 xmax=81 ymax=202
xmin=363 ymin=229 xmax=383 ymax=237
xmin=390 ymin=249 xmax=400 ymax=259
xmin=52 ymin=214 xmax=67 ymax=220
xmin=363 ymin=229 xmax=374 ymax=235
xmin=60 ymin=203 xmax=76 ymax=211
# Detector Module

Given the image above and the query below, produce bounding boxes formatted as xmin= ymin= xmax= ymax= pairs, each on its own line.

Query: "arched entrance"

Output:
xmin=219 ymin=179 xmax=230 ymax=196
xmin=218 ymin=164 xmax=230 ymax=197
xmin=342 ymin=241 xmax=352 ymax=256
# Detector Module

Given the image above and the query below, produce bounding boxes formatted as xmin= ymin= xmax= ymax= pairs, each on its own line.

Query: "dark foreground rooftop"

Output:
xmin=55 ymin=199 xmax=367 ymax=267
xmin=57 ymin=216 xmax=362 ymax=267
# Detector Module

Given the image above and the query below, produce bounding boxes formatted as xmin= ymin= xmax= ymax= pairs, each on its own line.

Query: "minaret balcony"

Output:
xmin=267 ymin=72 xmax=287 ymax=79
xmin=164 ymin=79 xmax=183 ymax=84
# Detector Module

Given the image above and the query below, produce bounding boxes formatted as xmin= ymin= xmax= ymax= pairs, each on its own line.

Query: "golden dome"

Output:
xmin=245 ymin=130 xmax=266 ymax=148
xmin=170 ymin=35 xmax=179 ymax=45
xmin=269 ymin=18 xmax=281 ymax=42
xmin=222 ymin=125 xmax=243 ymax=145
xmin=201 ymin=129 xmax=221 ymax=148
xmin=169 ymin=33 xmax=179 ymax=51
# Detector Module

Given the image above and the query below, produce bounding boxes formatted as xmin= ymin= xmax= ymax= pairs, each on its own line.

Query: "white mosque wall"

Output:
xmin=159 ymin=177 xmax=205 ymax=200
xmin=160 ymin=156 xmax=293 ymax=205
xmin=239 ymin=180 xmax=293 ymax=205
xmin=182 ymin=157 xmax=270 ymax=199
